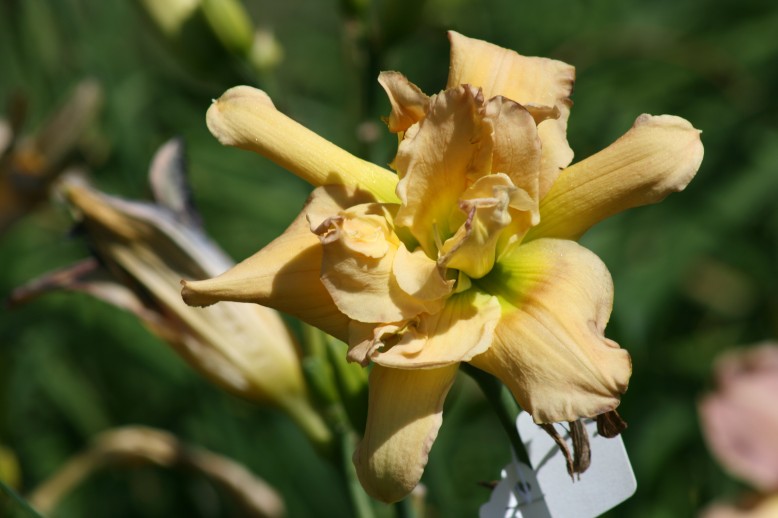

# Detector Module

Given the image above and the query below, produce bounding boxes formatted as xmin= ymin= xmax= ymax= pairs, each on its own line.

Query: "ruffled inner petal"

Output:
xmin=472 ymin=238 xmax=631 ymax=423
xmin=439 ymin=173 xmax=525 ymax=279
xmin=392 ymin=243 xmax=453 ymax=301
xmin=394 ymin=85 xmax=494 ymax=256
xmin=315 ymin=202 xmax=434 ymax=324
xmin=446 ymin=31 xmax=575 ymax=197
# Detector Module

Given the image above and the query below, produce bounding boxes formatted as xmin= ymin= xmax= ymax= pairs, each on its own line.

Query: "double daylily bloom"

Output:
xmin=183 ymin=32 xmax=704 ymax=502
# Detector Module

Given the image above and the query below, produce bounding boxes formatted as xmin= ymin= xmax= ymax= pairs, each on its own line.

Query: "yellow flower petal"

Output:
xmin=206 ymin=86 xmax=399 ymax=202
xmin=354 ymin=364 xmax=458 ymax=503
xmin=182 ymin=185 xmax=374 ymax=340
xmin=394 ymin=85 xmax=493 ymax=255
xmin=439 ymin=174 xmax=521 ymax=278
xmin=527 ymin=114 xmax=704 ymax=241
xmin=378 ymin=71 xmax=430 ymax=133
xmin=447 ymin=31 xmax=574 ymax=197
xmin=371 ymin=289 xmax=501 ymax=368
xmin=472 ymin=238 xmax=631 ymax=423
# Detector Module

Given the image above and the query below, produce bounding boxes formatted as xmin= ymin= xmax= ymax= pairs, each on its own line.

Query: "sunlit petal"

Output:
xmin=528 ymin=114 xmax=704 ymax=241
xmin=354 ymin=364 xmax=458 ymax=503
xmin=447 ymin=31 xmax=574 ymax=196
xmin=206 ymin=86 xmax=399 ymax=202
xmin=472 ymin=238 xmax=631 ymax=423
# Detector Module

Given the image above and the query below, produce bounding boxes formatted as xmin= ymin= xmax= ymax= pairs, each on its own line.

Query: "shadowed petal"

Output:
xmin=354 ymin=364 xmax=458 ymax=503
xmin=447 ymin=31 xmax=574 ymax=196
xmin=472 ymin=238 xmax=631 ymax=423
xmin=206 ymin=86 xmax=399 ymax=202
xmin=183 ymin=185 xmax=375 ymax=340
xmin=527 ymin=114 xmax=704 ymax=241
xmin=394 ymin=85 xmax=493 ymax=255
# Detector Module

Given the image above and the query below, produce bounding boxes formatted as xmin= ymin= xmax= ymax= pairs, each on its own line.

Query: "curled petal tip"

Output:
xmin=206 ymin=85 xmax=399 ymax=202
xmin=180 ymin=278 xmax=221 ymax=308
xmin=530 ymin=113 xmax=704 ymax=241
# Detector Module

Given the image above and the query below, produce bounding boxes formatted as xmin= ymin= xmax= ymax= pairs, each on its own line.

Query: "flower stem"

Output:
xmin=278 ymin=396 xmax=335 ymax=459
xmin=461 ymin=364 xmax=531 ymax=466
xmin=338 ymin=429 xmax=376 ymax=518
xmin=0 ymin=477 xmax=44 ymax=518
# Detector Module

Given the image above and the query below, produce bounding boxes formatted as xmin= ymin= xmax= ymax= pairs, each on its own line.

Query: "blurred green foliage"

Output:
xmin=1 ymin=0 xmax=777 ymax=516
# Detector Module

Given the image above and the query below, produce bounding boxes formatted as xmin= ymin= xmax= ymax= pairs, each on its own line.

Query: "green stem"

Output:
xmin=278 ymin=396 xmax=335 ymax=460
xmin=461 ymin=364 xmax=531 ymax=466
xmin=339 ymin=430 xmax=376 ymax=518
xmin=395 ymin=496 xmax=417 ymax=518
xmin=0 ymin=476 xmax=45 ymax=518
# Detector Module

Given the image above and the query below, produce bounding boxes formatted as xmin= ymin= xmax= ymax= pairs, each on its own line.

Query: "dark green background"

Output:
xmin=1 ymin=0 xmax=777 ymax=516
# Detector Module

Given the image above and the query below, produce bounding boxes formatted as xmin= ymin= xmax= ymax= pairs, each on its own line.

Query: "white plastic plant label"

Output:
xmin=480 ymin=412 xmax=636 ymax=518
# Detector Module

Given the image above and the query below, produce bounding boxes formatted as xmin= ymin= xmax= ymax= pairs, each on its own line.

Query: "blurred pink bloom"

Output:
xmin=699 ymin=343 xmax=778 ymax=491
xmin=702 ymin=495 xmax=778 ymax=518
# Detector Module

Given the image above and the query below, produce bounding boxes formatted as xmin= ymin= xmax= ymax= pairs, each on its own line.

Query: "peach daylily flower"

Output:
xmin=182 ymin=32 xmax=703 ymax=502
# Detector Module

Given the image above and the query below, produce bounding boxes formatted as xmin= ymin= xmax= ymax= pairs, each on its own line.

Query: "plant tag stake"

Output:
xmin=480 ymin=412 xmax=636 ymax=518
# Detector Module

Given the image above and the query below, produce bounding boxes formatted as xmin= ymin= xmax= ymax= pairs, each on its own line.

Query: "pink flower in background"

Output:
xmin=699 ymin=343 xmax=778 ymax=491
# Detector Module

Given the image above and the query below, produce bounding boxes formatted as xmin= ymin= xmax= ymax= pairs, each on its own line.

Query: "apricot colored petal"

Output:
xmin=527 ymin=114 xmax=704 ymax=241
xmin=372 ymin=289 xmax=501 ymax=368
xmin=206 ymin=86 xmax=399 ymax=202
xmin=447 ymin=31 xmax=574 ymax=196
xmin=472 ymin=238 xmax=631 ymax=423
xmin=378 ymin=72 xmax=430 ymax=133
xmin=394 ymin=85 xmax=493 ymax=255
xmin=354 ymin=364 xmax=458 ymax=503
xmin=182 ymin=185 xmax=375 ymax=340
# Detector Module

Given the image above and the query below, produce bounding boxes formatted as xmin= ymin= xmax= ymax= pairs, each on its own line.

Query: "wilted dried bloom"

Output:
xmin=28 ymin=426 xmax=284 ymax=518
xmin=183 ymin=32 xmax=703 ymax=502
xmin=10 ymin=139 xmax=330 ymax=448
xmin=0 ymin=80 xmax=102 ymax=234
